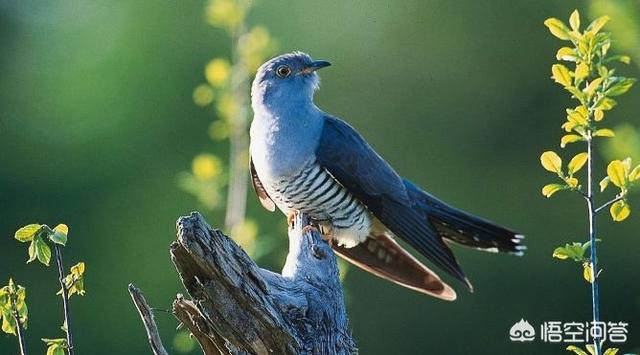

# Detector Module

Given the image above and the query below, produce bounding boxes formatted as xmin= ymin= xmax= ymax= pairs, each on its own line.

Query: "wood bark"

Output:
xmin=131 ymin=211 xmax=356 ymax=355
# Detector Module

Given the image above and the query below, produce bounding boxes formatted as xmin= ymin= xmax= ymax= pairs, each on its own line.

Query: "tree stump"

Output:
xmin=132 ymin=211 xmax=357 ymax=355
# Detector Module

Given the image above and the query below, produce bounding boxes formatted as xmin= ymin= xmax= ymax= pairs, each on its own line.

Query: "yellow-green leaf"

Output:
xmin=567 ymin=152 xmax=588 ymax=175
xmin=566 ymin=106 xmax=588 ymax=125
xmin=561 ymin=134 xmax=582 ymax=148
xmin=27 ymin=240 xmax=37 ymax=264
xmin=50 ymin=224 xmax=68 ymax=246
xmin=569 ymin=10 xmax=580 ymax=31
xmin=606 ymin=78 xmax=635 ymax=97
xmin=629 ymin=165 xmax=640 ymax=181
xmin=540 ymin=151 xmax=562 ymax=173
xmin=584 ymin=77 xmax=603 ymax=96
xmin=603 ymin=348 xmax=619 ymax=355
xmin=552 ymin=247 xmax=569 ymax=260
xmin=542 ymin=183 xmax=564 ymax=198
xmin=587 ymin=15 xmax=610 ymax=34
xmin=583 ymin=262 xmax=594 ymax=283
xmin=599 ymin=176 xmax=610 ymax=192
xmin=594 ymin=109 xmax=604 ymax=121
xmin=556 ymin=47 xmax=578 ymax=62
xmin=565 ymin=177 xmax=579 ymax=188
xmin=594 ymin=129 xmax=614 ymax=137
xmin=544 ymin=18 xmax=571 ymax=40
xmin=566 ymin=345 xmax=589 ymax=355
xmin=574 ymin=63 xmax=590 ymax=81
xmin=594 ymin=97 xmax=616 ymax=111
xmin=14 ymin=224 xmax=42 ymax=243
xmin=610 ymin=200 xmax=630 ymax=222
xmin=1 ymin=308 xmax=16 ymax=335
xmin=607 ymin=160 xmax=627 ymax=187
xmin=551 ymin=64 xmax=573 ymax=86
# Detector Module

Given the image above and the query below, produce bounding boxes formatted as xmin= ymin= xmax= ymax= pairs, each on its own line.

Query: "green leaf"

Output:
xmin=544 ymin=18 xmax=571 ymax=40
xmin=610 ymin=200 xmax=630 ymax=222
xmin=553 ymin=242 xmax=585 ymax=261
xmin=603 ymin=348 xmax=619 ymax=355
xmin=567 ymin=152 xmax=588 ymax=175
xmin=607 ymin=160 xmax=627 ymax=187
xmin=14 ymin=224 xmax=42 ymax=243
xmin=49 ymin=224 xmax=68 ymax=246
xmin=565 ymin=86 xmax=586 ymax=103
xmin=605 ymin=78 xmax=635 ymax=97
xmin=561 ymin=134 xmax=582 ymax=148
xmin=566 ymin=345 xmax=589 ymax=355
xmin=606 ymin=55 xmax=630 ymax=64
xmin=540 ymin=151 xmax=562 ymax=173
xmin=581 ymin=239 xmax=600 ymax=255
xmin=34 ymin=236 xmax=52 ymax=266
xmin=586 ymin=15 xmax=610 ymax=34
xmin=569 ymin=10 xmax=580 ymax=31
xmin=542 ymin=183 xmax=565 ymax=197
xmin=594 ymin=129 xmax=615 ymax=137
xmin=551 ymin=64 xmax=573 ymax=86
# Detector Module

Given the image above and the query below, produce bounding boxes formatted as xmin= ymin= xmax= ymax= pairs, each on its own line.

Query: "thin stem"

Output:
xmin=586 ymin=135 xmax=602 ymax=355
xmin=595 ymin=194 xmax=624 ymax=214
xmin=12 ymin=309 xmax=28 ymax=355
xmin=54 ymin=245 xmax=75 ymax=355
xmin=223 ymin=14 xmax=250 ymax=231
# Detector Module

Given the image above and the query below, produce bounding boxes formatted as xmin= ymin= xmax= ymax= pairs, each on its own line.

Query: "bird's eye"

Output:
xmin=276 ymin=65 xmax=291 ymax=78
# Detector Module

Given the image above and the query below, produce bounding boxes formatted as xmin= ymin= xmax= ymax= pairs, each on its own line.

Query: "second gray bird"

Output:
xmin=249 ymin=52 xmax=525 ymax=300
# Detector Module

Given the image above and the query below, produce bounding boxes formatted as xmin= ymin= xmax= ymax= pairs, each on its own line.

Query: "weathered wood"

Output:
xmin=128 ymin=284 xmax=170 ymax=355
xmin=169 ymin=211 xmax=357 ymax=355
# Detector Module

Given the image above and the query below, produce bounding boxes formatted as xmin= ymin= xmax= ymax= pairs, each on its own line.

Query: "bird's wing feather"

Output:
xmin=315 ymin=115 xmax=468 ymax=285
xmin=332 ymin=233 xmax=456 ymax=300
xmin=250 ymin=158 xmax=276 ymax=212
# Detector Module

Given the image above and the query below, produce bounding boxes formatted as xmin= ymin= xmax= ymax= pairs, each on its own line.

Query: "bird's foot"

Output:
xmin=287 ymin=212 xmax=296 ymax=228
xmin=302 ymin=225 xmax=319 ymax=235
xmin=318 ymin=222 xmax=333 ymax=242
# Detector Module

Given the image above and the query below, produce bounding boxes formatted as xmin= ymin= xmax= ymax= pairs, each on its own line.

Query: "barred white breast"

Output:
xmin=262 ymin=157 xmax=372 ymax=248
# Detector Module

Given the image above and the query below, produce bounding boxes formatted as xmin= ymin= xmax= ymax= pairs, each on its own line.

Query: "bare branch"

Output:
xmin=128 ymin=284 xmax=170 ymax=355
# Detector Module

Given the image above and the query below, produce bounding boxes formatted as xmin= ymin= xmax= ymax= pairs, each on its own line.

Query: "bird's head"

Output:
xmin=251 ymin=51 xmax=331 ymax=112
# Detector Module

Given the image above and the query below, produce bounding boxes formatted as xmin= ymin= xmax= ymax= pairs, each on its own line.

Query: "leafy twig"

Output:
xmin=595 ymin=193 xmax=625 ymax=214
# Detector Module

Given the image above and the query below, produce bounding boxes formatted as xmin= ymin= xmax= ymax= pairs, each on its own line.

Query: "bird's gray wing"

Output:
xmin=315 ymin=115 xmax=469 ymax=286
xmin=250 ymin=158 xmax=276 ymax=212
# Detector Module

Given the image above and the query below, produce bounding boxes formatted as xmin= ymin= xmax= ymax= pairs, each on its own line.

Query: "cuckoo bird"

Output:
xmin=249 ymin=52 xmax=525 ymax=300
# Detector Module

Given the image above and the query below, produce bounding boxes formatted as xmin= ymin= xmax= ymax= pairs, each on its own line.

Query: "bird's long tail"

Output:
xmin=404 ymin=180 xmax=526 ymax=255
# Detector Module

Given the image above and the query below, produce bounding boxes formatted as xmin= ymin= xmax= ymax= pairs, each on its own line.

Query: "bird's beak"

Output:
xmin=301 ymin=60 xmax=331 ymax=74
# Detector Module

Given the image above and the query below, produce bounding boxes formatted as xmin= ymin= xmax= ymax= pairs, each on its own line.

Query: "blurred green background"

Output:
xmin=1 ymin=0 xmax=639 ymax=354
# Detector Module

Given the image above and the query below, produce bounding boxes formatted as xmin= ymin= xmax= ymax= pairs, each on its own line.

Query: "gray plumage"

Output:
xmin=249 ymin=51 xmax=525 ymax=298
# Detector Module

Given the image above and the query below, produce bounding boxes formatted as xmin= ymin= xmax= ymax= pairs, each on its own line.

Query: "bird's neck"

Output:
xmin=250 ymin=99 xmax=324 ymax=179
